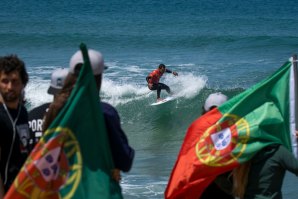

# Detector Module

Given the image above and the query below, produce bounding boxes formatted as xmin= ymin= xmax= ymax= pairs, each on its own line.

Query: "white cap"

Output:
xmin=69 ymin=49 xmax=105 ymax=75
xmin=47 ymin=68 xmax=69 ymax=95
xmin=204 ymin=92 xmax=228 ymax=112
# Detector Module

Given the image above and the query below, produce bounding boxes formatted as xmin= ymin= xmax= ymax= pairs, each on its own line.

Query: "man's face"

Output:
xmin=159 ymin=67 xmax=165 ymax=73
xmin=0 ymin=71 xmax=23 ymax=103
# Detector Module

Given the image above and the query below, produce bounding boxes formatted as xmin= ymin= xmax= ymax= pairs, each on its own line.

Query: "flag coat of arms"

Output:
xmin=165 ymin=58 xmax=298 ymax=199
xmin=5 ymin=44 xmax=123 ymax=199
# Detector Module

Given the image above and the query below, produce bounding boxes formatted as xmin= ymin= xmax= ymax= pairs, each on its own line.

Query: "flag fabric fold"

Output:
xmin=5 ymin=44 xmax=122 ymax=199
xmin=165 ymin=59 xmax=297 ymax=199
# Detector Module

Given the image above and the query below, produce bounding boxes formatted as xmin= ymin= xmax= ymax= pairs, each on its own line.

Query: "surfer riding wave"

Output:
xmin=146 ymin=64 xmax=178 ymax=102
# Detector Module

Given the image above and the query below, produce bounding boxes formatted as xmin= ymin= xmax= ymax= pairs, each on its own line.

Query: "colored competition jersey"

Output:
xmin=147 ymin=69 xmax=163 ymax=84
xmin=147 ymin=69 xmax=172 ymax=84
xmin=0 ymin=104 xmax=31 ymax=192
xmin=101 ymin=102 xmax=134 ymax=172
xmin=28 ymin=102 xmax=50 ymax=147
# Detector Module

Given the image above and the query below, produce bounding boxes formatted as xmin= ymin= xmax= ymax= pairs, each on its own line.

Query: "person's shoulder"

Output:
xmin=29 ymin=103 xmax=50 ymax=119
xmin=29 ymin=103 xmax=50 ymax=112
xmin=252 ymin=144 xmax=279 ymax=162
xmin=276 ymin=144 xmax=292 ymax=155
xmin=256 ymin=144 xmax=295 ymax=162
xmin=19 ymin=103 xmax=28 ymax=113
xmin=152 ymin=69 xmax=159 ymax=73
xmin=101 ymin=102 xmax=119 ymax=117
xmin=101 ymin=102 xmax=117 ymax=112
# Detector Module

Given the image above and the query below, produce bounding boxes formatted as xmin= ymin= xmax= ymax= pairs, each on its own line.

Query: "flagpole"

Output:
xmin=293 ymin=54 xmax=298 ymax=130
xmin=293 ymin=54 xmax=298 ymax=158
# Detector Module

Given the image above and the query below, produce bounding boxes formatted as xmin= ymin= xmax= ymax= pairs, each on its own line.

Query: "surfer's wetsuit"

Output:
xmin=146 ymin=68 xmax=172 ymax=99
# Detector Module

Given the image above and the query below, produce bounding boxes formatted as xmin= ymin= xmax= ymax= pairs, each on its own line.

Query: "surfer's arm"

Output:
xmin=166 ymin=69 xmax=178 ymax=76
xmin=165 ymin=69 xmax=172 ymax=73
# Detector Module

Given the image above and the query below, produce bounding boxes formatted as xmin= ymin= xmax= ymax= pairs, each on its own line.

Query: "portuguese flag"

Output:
xmin=165 ymin=59 xmax=298 ymax=199
xmin=5 ymin=44 xmax=123 ymax=199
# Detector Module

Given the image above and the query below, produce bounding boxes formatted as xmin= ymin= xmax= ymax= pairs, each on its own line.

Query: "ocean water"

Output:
xmin=1 ymin=0 xmax=298 ymax=198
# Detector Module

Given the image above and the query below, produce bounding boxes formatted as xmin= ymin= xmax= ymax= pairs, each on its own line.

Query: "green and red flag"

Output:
xmin=165 ymin=58 xmax=298 ymax=199
xmin=5 ymin=44 xmax=123 ymax=199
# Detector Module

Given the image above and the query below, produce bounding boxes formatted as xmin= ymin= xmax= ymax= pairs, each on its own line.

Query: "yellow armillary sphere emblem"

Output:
xmin=195 ymin=113 xmax=250 ymax=167
xmin=13 ymin=127 xmax=82 ymax=199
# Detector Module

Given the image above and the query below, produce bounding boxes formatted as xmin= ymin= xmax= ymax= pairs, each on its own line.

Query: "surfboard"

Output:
xmin=150 ymin=96 xmax=175 ymax=106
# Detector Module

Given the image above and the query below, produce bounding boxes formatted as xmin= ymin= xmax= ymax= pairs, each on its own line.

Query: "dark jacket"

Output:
xmin=101 ymin=102 xmax=134 ymax=172
xmin=245 ymin=144 xmax=298 ymax=199
xmin=0 ymin=104 xmax=31 ymax=192
xmin=28 ymin=102 xmax=50 ymax=148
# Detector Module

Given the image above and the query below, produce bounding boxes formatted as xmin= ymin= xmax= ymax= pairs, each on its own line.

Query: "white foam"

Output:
xmin=25 ymin=77 xmax=53 ymax=110
xmin=25 ymin=67 xmax=207 ymax=109
xmin=163 ymin=72 xmax=207 ymax=99
xmin=101 ymin=72 xmax=207 ymax=106
xmin=126 ymin=65 xmax=148 ymax=73
xmin=25 ymin=67 xmax=57 ymax=110
xmin=101 ymin=78 xmax=150 ymax=106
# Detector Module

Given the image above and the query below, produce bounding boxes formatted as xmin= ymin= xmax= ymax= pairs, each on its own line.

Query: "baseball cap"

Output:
xmin=47 ymin=68 xmax=69 ymax=95
xmin=204 ymin=92 xmax=228 ymax=112
xmin=69 ymin=49 xmax=106 ymax=75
